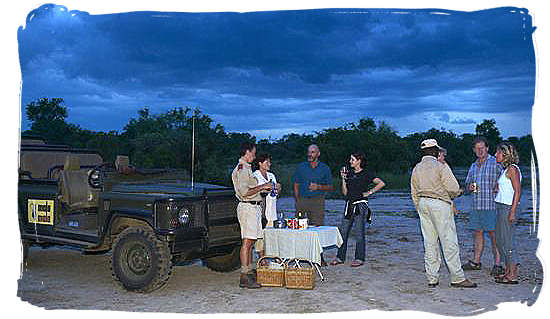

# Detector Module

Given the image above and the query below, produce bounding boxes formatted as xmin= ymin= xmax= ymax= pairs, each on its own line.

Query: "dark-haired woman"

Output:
xmin=494 ymin=142 xmax=522 ymax=284
xmin=330 ymin=152 xmax=385 ymax=267
xmin=252 ymin=153 xmax=282 ymax=259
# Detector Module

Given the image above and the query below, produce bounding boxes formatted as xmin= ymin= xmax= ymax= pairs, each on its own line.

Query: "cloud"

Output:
xmin=436 ymin=113 xmax=476 ymax=125
xmin=18 ymin=5 xmax=536 ymax=138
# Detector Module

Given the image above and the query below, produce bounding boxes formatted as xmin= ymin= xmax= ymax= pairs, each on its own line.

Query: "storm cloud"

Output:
xmin=18 ymin=4 xmax=536 ymax=138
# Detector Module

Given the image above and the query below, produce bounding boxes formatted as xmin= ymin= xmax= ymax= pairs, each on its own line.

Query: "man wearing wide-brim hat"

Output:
xmin=411 ymin=139 xmax=477 ymax=288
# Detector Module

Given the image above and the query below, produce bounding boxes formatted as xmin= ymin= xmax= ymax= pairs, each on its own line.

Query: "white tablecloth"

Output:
xmin=264 ymin=226 xmax=343 ymax=265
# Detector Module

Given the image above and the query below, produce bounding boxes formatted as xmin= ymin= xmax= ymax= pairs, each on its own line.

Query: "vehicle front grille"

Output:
xmin=207 ymin=198 xmax=238 ymax=223
xmin=155 ymin=200 xmax=205 ymax=230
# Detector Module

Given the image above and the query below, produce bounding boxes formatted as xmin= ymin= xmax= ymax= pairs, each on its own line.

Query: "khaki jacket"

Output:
xmin=411 ymin=156 xmax=461 ymax=207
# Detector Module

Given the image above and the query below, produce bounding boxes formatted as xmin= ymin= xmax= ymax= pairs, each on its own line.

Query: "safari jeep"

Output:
xmin=18 ymin=138 xmax=241 ymax=292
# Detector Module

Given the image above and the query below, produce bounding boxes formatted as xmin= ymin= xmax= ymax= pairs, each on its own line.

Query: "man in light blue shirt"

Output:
xmin=462 ymin=136 xmax=504 ymax=276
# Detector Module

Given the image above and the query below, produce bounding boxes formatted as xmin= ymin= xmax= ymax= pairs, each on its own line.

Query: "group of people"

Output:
xmin=231 ymin=142 xmax=385 ymax=288
xmin=412 ymin=136 xmax=522 ymax=288
xmin=231 ymin=136 xmax=522 ymax=289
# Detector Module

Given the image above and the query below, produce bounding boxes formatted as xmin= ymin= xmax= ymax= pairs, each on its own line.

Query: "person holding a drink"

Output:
xmin=293 ymin=144 xmax=333 ymax=227
xmin=462 ymin=136 xmax=504 ymax=276
xmin=330 ymin=151 xmax=385 ymax=267
xmin=252 ymin=153 xmax=282 ymax=259
xmin=293 ymin=144 xmax=333 ymax=265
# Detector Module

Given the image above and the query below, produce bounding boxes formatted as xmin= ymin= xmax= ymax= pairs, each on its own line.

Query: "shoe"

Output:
xmin=490 ymin=265 xmax=505 ymax=276
xmin=461 ymin=260 xmax=482 ymax=271
xmin=428 ymin=282 xmax=439 ymax=288
xmin=329 ymin=258 xmax=344 ymax=266
xmin=246 ymin=273 xmax=261 ymax=289
xmin=450 ymin=279 xmax=478 ymax=288
xmin=239 ymin=273 xmax=248 ymax=288
xmin=495 ymin=277 xmax=519 ymax=285
xmin=350 ymin=260 xmax=364 ymax=267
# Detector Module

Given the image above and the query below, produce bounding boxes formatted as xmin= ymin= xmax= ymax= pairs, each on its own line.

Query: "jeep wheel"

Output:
xmin=22 ymin=240 xmax=31 ymax=266
xmin=111 ymin=227 xmax=172 ymax=293
xmin=203 ymin=246 xmax=241 ymax=272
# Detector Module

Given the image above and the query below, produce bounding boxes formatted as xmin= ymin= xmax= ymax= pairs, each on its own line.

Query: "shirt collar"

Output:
xmin=239 ymin=158 xmax=251 ymax=167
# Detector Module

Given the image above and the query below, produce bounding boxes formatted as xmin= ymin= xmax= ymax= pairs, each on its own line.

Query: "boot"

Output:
xmin=246 ymin=273 xmax=261 ymax=289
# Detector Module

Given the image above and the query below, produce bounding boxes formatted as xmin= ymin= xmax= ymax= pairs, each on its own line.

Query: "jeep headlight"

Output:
xmin=177 ymin=207 xmax=190 ymax=226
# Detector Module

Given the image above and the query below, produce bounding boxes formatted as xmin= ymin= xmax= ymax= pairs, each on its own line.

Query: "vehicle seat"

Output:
xmin=60 ymin=155 xmax=99 ymax=210
xmin=115 ymin=155 xmax=135 ymax=174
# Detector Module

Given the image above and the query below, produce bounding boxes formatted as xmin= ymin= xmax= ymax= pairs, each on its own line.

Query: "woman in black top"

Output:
xmin=330 ymin=151 xmax=386 ymax=267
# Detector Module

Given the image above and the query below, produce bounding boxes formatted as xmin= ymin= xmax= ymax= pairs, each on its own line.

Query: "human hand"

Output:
xmin=263 ymin=182 xmax=273 ymax=191
xmin=309 ymin=183 xmax=319 ymax=191
xmin=340 ymin=167 xmax=348 ymax=179
xmin=452 ymin=205 xmax=459 ymax=215
xmin=508 ymin=213 xmax=516 ymax=224
xmin=468 ymin=183 xmax=476 ymax=192
xmin=276 ymin=183 xmax=282 ymax=194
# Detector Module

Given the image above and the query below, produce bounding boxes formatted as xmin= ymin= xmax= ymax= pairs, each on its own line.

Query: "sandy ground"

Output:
xmin=17 ymin=197 xmax=543 ymax=315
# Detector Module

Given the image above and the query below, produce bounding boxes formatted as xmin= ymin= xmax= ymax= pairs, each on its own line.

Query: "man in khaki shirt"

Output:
xmin=231 ymin=142 xmax=272 ymax=289
xmin=411 ymin=139 xmax=477 ymax=288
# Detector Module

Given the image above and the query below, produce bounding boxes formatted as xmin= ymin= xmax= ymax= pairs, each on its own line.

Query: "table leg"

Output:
xmin=314 ymin=263 xmax=325 ymax=281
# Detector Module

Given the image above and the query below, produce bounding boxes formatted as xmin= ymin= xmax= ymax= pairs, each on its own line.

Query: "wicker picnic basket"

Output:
xmin=284 ymin=259 xmax=315 ymax=289
xmin=256 ymin=256 xmax=285 ymax=287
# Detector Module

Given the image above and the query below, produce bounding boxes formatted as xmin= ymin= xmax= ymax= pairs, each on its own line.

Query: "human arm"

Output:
xmin=237 ymin=169 xmax=272 ymax=197
xmin=363 ymin=177 xmax=386 ymax=197
xmin=464 ymin=165 xmax=476 ymax=193
xmin=441 ymin=165 xmax=461 ymax=199
xmin=410 ymin=170 xmax=419 ymax=209
xmin=340 ymin=170 xmax=348 ymax=196
xmin=507 ymin=165 xmax=522 ymax=224
xmin=293 ymin=183 xmax=300 ymax=201
xmin=309 ymin=183 xmax=334 ymax=191
xmin=244 ymin=182 xmax=272 ymax=197
xmin=309 ymin=164 xmax=334 ymax=192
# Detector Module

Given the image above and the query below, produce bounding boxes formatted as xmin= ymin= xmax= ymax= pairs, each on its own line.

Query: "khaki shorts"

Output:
xmin=237 ymin=202 xmax=263 ymax=240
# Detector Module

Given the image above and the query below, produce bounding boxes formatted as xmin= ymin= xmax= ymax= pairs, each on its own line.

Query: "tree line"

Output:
xmin=23 ymin=98 xmax=535 ymax=190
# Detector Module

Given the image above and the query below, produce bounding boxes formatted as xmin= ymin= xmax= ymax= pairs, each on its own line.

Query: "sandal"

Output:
xmin=461 ymin=260 xmax=481 ymax=271
xmin=495 ymin=277 xmax=519 ymax=285
xmin=329 ymin=258 xmax=344 ymax=266
xmin=490 ymin=265 xmax=505 ymax=276
xmin=350 ymin=260 xmax=364 ymax=267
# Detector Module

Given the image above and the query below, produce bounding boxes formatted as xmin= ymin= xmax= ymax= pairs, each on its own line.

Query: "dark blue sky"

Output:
xmin=18 ymin=4 xmax=536 ymax=140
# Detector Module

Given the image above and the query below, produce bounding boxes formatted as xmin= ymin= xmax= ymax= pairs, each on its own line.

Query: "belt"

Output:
xmin=419 ymin=196 xmax=450 ymax=204
xmin=419 ymin=195 xmax=439 ymax=200
xmin=240 ymin=201 xmax=262 ymax=205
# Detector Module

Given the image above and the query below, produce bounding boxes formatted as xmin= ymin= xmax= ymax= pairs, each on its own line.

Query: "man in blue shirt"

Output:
xmin=293 ymin=144 xmax=333 ymax=226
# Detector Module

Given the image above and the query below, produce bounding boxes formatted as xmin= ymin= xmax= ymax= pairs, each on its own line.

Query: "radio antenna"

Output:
xmin=191 ymin=112 xmax=195 ymax=189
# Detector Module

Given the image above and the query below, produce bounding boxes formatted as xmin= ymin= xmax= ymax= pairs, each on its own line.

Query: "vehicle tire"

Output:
xmin=22 ymin=240 xmax=31 ymax=266
xmin=111 ymin=227 xmax=172 ymax=293
xmin=203 ymin=245 xmax=241 ymax=272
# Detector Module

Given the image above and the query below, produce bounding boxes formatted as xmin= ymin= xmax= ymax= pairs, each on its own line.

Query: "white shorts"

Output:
xmin=237 ymin=202 xmax=263 ymax=240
